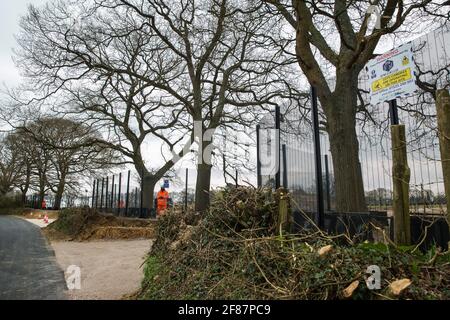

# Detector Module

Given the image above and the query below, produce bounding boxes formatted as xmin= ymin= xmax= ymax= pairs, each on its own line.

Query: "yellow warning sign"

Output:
xmin=371 ymin=68 xmax=412 ymax=92
xmin=402 ymin=56 xmax=409 ymax=65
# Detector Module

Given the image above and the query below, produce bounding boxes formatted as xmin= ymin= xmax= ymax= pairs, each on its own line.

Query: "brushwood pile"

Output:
xmin=139 ymin=187 xmax=450 ymax=300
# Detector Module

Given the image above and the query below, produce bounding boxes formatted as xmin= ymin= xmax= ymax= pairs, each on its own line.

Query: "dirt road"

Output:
xmin=51 ymin=240 xmax=152 ymax=300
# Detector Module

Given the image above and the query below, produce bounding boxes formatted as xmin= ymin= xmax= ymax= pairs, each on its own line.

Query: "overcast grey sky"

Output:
xmin=0 ymin=0 xmax=47 ymax=88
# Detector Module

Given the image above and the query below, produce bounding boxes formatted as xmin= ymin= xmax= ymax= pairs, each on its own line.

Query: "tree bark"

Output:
xmin=53 ymin=176 xmax=66 ymax=210
xmin=54 ymin=187 xmax=64 ymax=210
xmin=195 ymin=162 xmax=212 ymax=212
xmin=142 ymin=175 xmax=156 ymax=212
xmin=21 ymin=190 xmax=28 ymax=205
xmin=54 ymin=191 xmax=63 ymax=210
xmin=20 ymin=166 xmax=31 ymax=205
xmin=38 ymin=189 xmax=45 ymax=208
xmin=194 ymin=126 xmax=214 ymax=213
xmin=323 ymin=74 xmax=367 ymax=212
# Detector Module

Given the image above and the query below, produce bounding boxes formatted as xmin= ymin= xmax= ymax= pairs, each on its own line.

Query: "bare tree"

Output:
xmin=6 ymin=131 xmax=34 ymax=204
xmin=13 ymin=1 xmax=191 ymax=211
xmin=114 ymin=0 xmax=297 ymax=211
xmin=22 ymin=117 xmax=120 ymax=209
xmin=13 ymin=0 xmax=299 ymax=212
xmin=0 ymin=134 xmax=25 ymax=197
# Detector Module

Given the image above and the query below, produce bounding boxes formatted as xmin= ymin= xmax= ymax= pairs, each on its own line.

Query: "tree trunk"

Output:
xmin=195 ymin=162 xmax=212 ymax=212
xmin=142 ymin=175 xmax=156 ymax=212
xmin=53 ymin=177 xmax=66 ymax=210
xmin=54 ymin=191 xmax=63 ymax=210
xmin=194 ymin=128 xmax=214 ymax=213
xmin=38 ymin=189 xmax=45 ymax=209
xmin=324 ymin=74 xmax=367 ymax=212
xmin=53 ymin=173 xmax=66 ymax=210
xmin=54 ymin=188 xmax=64 ymax=210
xmin=21 ymin=166 xmax=31 ymax=205
xmin=21 ymin=190 xmax=28 ymax=205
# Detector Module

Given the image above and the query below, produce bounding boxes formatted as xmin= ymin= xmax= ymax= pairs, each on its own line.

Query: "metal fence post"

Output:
xmin=256 ymin=124 xmax=262 ymax=188
xmin=125 ymin=170 xmax=131 ymax=217
xmin=311 ymin=86 xmax=325 ymax=230
xmin=282 ymin=144 xmax=287 ymax=188
xmin=140 ymin=168 xmax=144 ymax=218
xmin=118 ymin=172 xmax=122 ymax=215
xmin=325 ymin=154 xmax=331 ymax=212
xmin=95 ymin=179 xmax=100 ymax=209
xmin=389 ymin=99 xmax=400 ymax=125
xmin=185 ymin=168 xmax=188 ymax=212
xmin=421 ymin=183 xmax=426 ymax=215
xmin=105 ymin=176 xmax=109 ymax=210
xmin=275 ymin=105 xmax=281 ymax=189
xmin=111 ymin=175 xmax=115 ymax=209
xmin=100 ymin=178 xmax=104 ymax=210
xmin=91 ymin=180 xmax=96 ymax=208
xmin=135 ymin=187 xmax=138 ymax=209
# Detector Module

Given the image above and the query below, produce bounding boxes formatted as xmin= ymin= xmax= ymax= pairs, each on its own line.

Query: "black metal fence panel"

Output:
xmin=256 ymin=27 xmax=449 ymax=248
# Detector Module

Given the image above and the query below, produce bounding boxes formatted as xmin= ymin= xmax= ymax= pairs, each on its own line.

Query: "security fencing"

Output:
xmin=90 ymin=170 xmax=151 ymax=218
xmin=91 ymin=168 xmax=195 ymax=218
xmin=257 ymin=27 xmax=449 ymax=250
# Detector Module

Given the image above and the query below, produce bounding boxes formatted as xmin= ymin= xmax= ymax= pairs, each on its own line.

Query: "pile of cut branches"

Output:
xmin=139 ymin=187 xmax=450 ymax=300
xmin=45 ymin=208 xmax=155 ymax=241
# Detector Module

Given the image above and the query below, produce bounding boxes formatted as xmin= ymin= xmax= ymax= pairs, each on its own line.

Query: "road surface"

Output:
xmin=0 ymin=216 xmax=67 ymax=300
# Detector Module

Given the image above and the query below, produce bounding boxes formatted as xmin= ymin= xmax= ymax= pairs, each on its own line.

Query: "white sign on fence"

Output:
xmin=366 ymin=42 xmax=417 ymax=105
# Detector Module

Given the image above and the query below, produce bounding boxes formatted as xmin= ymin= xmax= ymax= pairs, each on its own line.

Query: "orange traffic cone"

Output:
xmin=44 ymin=214 xmax=49 ymax=224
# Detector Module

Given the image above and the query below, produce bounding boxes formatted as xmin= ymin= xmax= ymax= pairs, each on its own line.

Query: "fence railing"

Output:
xmin=91 ymin=170 xmax=152 ymax=218
xmin=256 ymin=27 xmax=450 ymax=249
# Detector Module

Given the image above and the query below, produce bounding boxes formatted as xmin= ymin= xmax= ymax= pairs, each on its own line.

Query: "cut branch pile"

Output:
xmin=140 ymin=187 xmax=450 ymax=300
xmin=44 ymin=208 xmax=156 ymax=241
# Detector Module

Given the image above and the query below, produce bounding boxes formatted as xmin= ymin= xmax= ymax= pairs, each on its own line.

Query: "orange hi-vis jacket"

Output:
xmin=156 ymin=190 xmax=169 ymax=214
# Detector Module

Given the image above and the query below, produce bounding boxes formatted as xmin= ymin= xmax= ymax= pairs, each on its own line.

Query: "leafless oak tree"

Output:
xmin=21 ymin=118 xmax=119 ymax=209
xmin=111 ymin=0 xmax=298 ymax=211
xmin=13 ymin=0 xmax=299 ymax=212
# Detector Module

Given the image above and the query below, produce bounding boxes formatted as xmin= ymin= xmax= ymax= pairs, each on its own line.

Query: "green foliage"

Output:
xmin=139 ymin=187 xmax=450 ymax=300
xmin=140 ymin=255 xmax=163 ymax=299
xmin=50 ymin=208 xmax=84 ymax=235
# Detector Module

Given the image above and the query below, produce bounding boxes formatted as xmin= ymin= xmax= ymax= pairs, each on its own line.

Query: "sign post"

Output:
xmin=366 ymin=43 xmax=416 ymax=245
xmin=389 ymin=99 xmax=399 ymax=125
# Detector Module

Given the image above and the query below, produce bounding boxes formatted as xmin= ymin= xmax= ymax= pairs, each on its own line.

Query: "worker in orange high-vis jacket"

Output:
xmin=155 ymin=184 xmax=170 ymax=216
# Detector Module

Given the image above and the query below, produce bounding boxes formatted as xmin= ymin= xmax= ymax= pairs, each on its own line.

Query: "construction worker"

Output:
xmin=155 ymin=184 xmax=170 ymax=216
